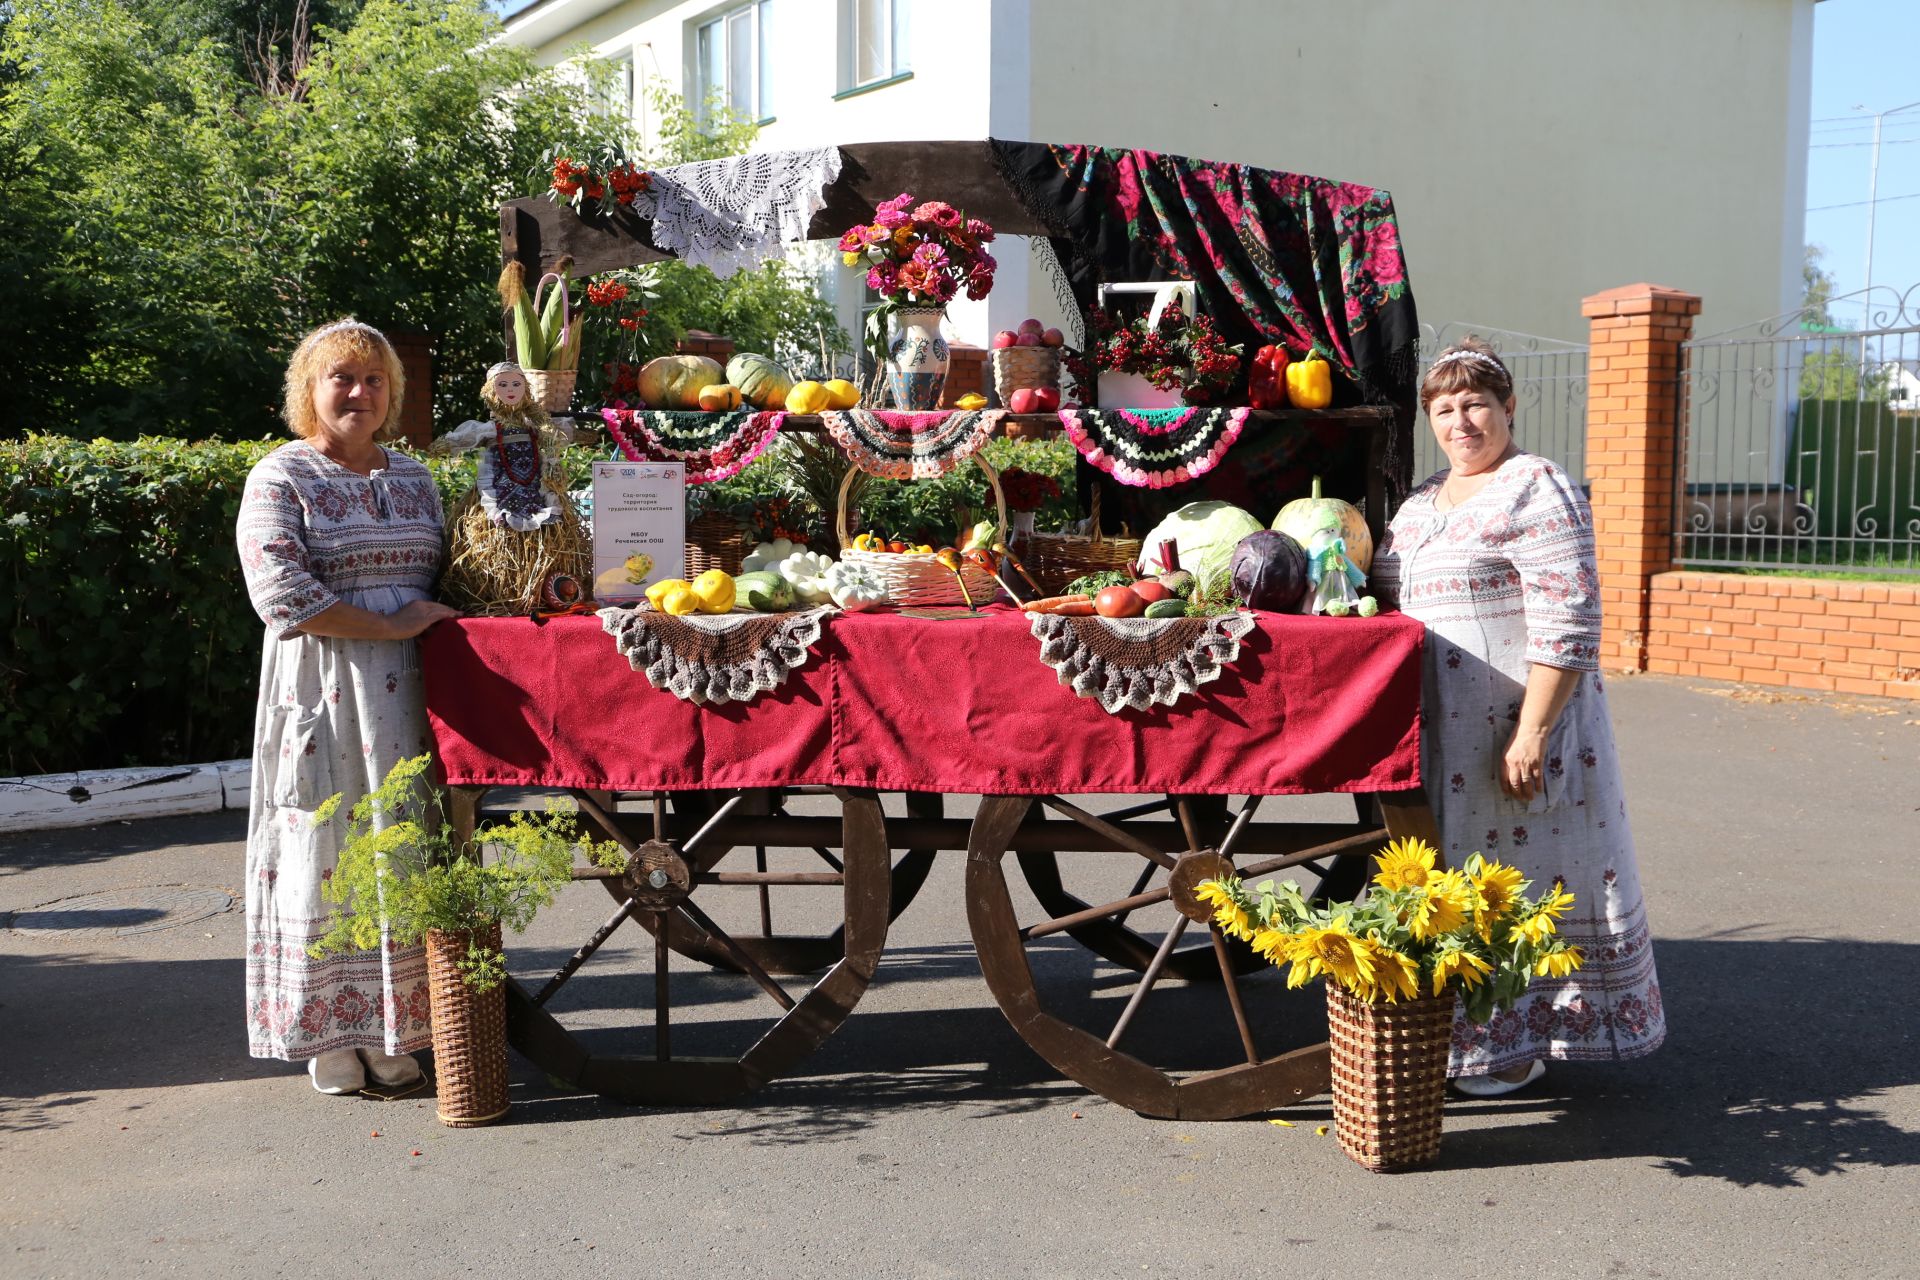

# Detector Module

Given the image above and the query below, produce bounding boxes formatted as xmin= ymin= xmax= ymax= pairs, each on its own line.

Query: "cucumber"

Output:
xmin=1144 ymin=599 xmax=1187 ymax=619
xmin=733 ymin=572 xmax=793 ymax=611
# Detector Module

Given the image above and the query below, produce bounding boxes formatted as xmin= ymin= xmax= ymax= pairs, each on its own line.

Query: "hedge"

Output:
xmin=2 ymin=432 xmax=1079 ymax=775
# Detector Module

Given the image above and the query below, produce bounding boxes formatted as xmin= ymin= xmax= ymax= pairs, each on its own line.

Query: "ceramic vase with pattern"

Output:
xmin=886 ymin=306 xmax=949 ymax=410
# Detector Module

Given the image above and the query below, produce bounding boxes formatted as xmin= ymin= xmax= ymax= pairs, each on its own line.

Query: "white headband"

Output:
xmin=306 ymin=318 xmax=384 ymax=345
xmin=1430 ymin=349 xmax=1504 ymax=374
xmin=487 ymin=361 xmax=524 ymax=380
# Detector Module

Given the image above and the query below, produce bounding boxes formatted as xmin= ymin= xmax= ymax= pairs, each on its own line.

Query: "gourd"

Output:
xmin=825 ymin=560 xmax=887 ymax=611
xmin=725 ymin=353 xmax=795 ymax=410
xmin=1229 ymin=531 xmax=1311 ymax=612
xmin=697 ymin=383 xmax=744 ymax=411
xmin=742 ymin=539 xmax=808 ymax=574
xmin=733 ymin=571 xmax=794 ymax=611
xmin=784 ymin=380 xmax=833 ymax=414
xmin=1271 ymin=476 xmax=1373 ymax=574
xmin=776 ymin=550 xmax=837 ymax=605
xmin=822 ymin=378 xmax=861 ymax=410
xmin=637 ymin=355 xmax=725 ymax=409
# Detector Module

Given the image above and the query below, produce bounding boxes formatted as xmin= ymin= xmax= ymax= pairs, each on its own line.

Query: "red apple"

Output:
xmin=1009 ymin=388 xmax=1039 ymax=414
xmin=1040 ymin=327 xmax=1065 ymax=347
xmin=1018 ymin=318 xmax=1045 ymax=335
xmin=991 ymin=330 xmax=1019 ymax=349
xmin=1013 ymin=331 xmax=1041 ymax=346
xmin=1031 ymin=386 xmax=1061 ymax=411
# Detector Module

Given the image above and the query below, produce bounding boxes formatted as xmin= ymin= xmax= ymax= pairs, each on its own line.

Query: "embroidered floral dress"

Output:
xmin=1372 ymin=453 xmax=1665 ymax=1076
xmin=235 ymin=442 xmax=445 ymax=1061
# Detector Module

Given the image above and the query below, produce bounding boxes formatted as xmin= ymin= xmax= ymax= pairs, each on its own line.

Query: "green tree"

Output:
xmin=1803 ymin=243 xmax=1837 ymax=328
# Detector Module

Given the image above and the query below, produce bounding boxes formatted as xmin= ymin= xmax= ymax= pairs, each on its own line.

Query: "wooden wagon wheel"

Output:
xmin=598 ymin=789 xmax=939 ymax=977
xmin=467 ymin=784 xmax=892 ymax=1105
xmin=967 ymin=792 xmax=1436 ymax=1121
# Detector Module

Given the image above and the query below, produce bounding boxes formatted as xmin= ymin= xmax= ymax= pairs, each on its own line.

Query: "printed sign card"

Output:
xmin=592 ymin=461 xmax=685 ymax=605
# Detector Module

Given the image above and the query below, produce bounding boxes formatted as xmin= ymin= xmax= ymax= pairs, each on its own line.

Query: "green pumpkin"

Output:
xmin=725 ymin=352 xmax=795 ymax=410
xmin=637 ymin=355 xmax=725 ymax=410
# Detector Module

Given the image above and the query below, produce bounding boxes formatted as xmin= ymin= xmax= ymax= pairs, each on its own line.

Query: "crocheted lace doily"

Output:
xmin=1028 ymin=611 xmax=1255 ymax=714
xmin=633 ymin=147 xmax=843 ymax=278
xmin=599 ymin=605 xmax=831 ymax=705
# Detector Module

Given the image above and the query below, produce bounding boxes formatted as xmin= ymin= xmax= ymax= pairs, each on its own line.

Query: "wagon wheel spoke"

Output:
xmin=1211 ymin=924 xmax=1261 ymax=1065
xmin=755 ymin=846 xmax=772 ymax=935
xmin=1038 ymin=795 xmax=1176 ymax=868
xmin=1111 ymin=861 xmax=1160 ymax=929
xmin=653 ymin=910 xmax=671 ymax=1061
xmin=1105 ymin=913 xmax=1190 ymax=1050
xmin=532 ymin=894 xmax=634 ymax=1008
xmin=672 ymin=897 xmax=797 ymax=1013
xmin=810 ymin=846 xmax=846 ymax=873
xmin=1022 ymin=880 xmax=1176 ymax=941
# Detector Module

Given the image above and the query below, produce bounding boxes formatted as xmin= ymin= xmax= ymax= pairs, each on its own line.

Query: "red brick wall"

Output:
xmin=1646 ymin=571 xmax=1920 ymax=700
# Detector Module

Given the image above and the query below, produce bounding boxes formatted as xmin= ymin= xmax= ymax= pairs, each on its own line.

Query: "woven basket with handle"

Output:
xmin=522 ymin=368 xmax=577 ymax=414
xmin=425 ymin=922 xmax=511 ymax=1128
xmin=990 ymin=346 xmax=1061 ymax=404
xmin=684 ymin=509 xmax=758 ymax=579
xmin=836 ymin=454 xmax=1007 ymax=607
xmin=1023 ymin=487 xmax=1143 ymax=594
xmin=1325 ymin=985 xmax=1452 ymax=1172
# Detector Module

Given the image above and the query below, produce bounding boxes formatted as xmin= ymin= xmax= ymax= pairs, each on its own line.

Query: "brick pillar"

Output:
xmin=387 ymin=330 xmax=434 ymax=451
xmin=1581 ymin=284 xmax=1701 ymax=671
xmin=942 ymin=342 xmax=987 ymax=408
xmin=675 ymin=329 xmax=736 ymax=363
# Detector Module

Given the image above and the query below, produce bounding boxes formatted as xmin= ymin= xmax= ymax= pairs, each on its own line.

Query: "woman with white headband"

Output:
xmin=1371 ymin=338 xmax=1666 ymax=1096
xmin=234 ymin=318 xmax=460 ymax=1096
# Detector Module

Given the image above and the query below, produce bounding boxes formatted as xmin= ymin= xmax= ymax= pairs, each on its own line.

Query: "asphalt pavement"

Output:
xmin=2 ymin=674 xmax=1916 ymax=1280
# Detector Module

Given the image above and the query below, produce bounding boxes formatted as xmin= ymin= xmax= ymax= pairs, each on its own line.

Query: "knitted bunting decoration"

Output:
xmin=1055 ymin=406 xmax=1253 ymax=488
xmin=819 ymin=409 xmax=1005 ymax=479
xmin=602 ymin=408 xmax=787 ymax=484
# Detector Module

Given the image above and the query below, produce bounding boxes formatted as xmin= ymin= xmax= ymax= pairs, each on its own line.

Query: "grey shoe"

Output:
xmin=308 ymin=1048 xmax=366 ymax=1095
xmin=356 ymin=1048 xmax=424 ymax=1088
xmin=1451 ymin=1059 xmax=1546 ymax=1097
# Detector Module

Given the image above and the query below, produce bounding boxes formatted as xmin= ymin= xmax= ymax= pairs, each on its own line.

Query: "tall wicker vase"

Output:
xmin=1325 ymin=986 xmax=1453 ymax=1172
xmin=425 ymin=922 xmax=511 ymax=1128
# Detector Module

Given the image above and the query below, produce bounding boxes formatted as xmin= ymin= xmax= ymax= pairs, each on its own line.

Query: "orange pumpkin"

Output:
xmin=698 ymin=383 xmax=744 ymax=412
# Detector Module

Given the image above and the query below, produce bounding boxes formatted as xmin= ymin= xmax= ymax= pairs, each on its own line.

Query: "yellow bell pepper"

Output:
xmin=852 ymin=532 xmax=886 ymax=552
xmin=1284 ymin=354 xmax=1334 ymax=410
xmin=785 ymin=380 xmax=833 ymax=414
xmin=689 ymin=569 xmax=736 ymax=614
xmin=645 ymin=577 xmax=691 ymax=611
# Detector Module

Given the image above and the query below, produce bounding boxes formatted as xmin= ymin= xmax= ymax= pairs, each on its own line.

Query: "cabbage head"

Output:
xmin=1138 ymin=501 xmax=1266 ymax=593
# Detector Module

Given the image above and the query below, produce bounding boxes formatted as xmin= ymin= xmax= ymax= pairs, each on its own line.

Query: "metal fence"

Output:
xmin=1416 ymin=324 xmax=1590 ymax=486
xmin=1677 ymin=287 xmax=1920 ymax=575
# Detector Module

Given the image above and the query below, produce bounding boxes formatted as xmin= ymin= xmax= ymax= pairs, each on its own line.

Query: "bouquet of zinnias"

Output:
xmin=1198 ymin=838 xmax=1583 ymax=1021
xmin=839 ymin=192 xmax=996 ymax=307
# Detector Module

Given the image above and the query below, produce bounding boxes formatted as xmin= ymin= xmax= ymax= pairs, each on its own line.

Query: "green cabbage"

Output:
xmin=1138 ymin=501 xmax=1266 ymax=593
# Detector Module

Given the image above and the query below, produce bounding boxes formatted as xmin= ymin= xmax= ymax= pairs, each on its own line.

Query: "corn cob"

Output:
xmin=497 ymin=261 xmax=548 ymax=369
xmin=537 ymin=255 xmax=575 ymax=370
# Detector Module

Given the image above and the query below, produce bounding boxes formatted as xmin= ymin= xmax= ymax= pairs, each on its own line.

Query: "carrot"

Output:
xmin=1051 ymin=599 xmax=1097 ymax=616
xmin=1021 ymin=593 xmax=1092 ymax=614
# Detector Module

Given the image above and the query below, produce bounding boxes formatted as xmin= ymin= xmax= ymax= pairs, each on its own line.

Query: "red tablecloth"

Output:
xmin=422 ymin=607 xmax=1423 ymax=796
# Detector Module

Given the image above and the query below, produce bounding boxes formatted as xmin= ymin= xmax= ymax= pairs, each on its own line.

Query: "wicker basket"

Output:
xmin=1325 ymin=985 xmax=1452 ymax=1172
xmin=425 ymin=922 xmax=511 ymax=1128
xmin=835 ymin=454 xmax=1008 ymax=606
xmin=990 ymin=346 xmax=1061 ymax=404
xmin=684 ymin=509 xmax=758 ymax=579
xmin=1023 ymin=487 xmax=1143 ymax=594
xmin=523 ymin=368 xmax=578 ymax=414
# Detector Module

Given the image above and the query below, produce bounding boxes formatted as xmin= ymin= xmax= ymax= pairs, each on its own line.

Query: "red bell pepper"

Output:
xmin=1248 ymin=344 xmax=1290 ymax=409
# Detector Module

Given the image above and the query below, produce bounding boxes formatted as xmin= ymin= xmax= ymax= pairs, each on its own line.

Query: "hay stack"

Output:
xmin=441 ymin=479 xmax=591 ymax=616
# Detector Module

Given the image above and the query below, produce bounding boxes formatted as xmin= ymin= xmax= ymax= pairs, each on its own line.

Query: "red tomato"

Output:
xmin=886 ymin=540 xmax=908 ymax=554
xmin=1094 ymin=585 xmax=1146 ymax=618
xmin=1130 ymin=580 xmax=1173 ymax=604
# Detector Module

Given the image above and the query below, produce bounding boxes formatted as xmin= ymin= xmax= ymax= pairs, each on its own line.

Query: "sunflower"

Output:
xmin=1289 ymin=916 xmax=1376 ymax=991
xmin=1513 ymin=910 xmax=1558 ymax=946
xmin=1429 ymin=945 xmax=1493 ymax=997
xmin=1250 ymin=927 xmax=1291 ymax=966
xmin=1359 ymin=938 xmax=1421 ymax=1003
xmin=1195 ymin=880 xmax=1255 ymax=943
xmin=1470 ymin=859 xmax=1527 ymax=937
xmin=1371 ymin=837 xmax=1438 ymax=892
xmin=1407 ymin=868 xmax=1473 ymax=941
xmin=1536 ymin=885 xmax=1576 ymax=920
xmin=1535 ymin=946 xmax=1584 ymax=978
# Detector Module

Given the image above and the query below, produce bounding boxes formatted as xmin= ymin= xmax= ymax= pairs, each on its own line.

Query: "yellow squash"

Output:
xmin=689 ymin=569 xmax=736 ymax=614
xmin=822 ymin=378 xmax=861 ymax=409
xmin=785 ymin=380 xmax=833 ymax=414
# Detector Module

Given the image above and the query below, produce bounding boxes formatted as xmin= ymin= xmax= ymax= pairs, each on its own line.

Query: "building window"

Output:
xmin=845 ymin=0 xmax=908 ymax=90
xmin=598 ymin=51 xmax=635 ymax=121
xmin=693 ymin=1 xmax=773 ymax=124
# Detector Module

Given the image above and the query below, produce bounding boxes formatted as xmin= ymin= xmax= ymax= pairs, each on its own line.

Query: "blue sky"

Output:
xmin=1806 ymin=0 xmax=1920 ymax=324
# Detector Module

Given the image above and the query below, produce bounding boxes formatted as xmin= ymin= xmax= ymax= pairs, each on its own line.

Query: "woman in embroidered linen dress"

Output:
xmin=236 ymin=320 xmax=460 ymax=1096
xmin=1371 ymin=339 xmax=1665 ymax=1095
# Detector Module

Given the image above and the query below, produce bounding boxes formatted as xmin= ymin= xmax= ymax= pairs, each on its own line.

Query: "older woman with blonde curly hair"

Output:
xmin=235 ymin=319 xmax=459 ymax=1096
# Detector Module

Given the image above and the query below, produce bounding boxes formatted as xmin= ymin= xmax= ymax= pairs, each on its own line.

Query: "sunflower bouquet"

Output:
xmin=1197 ymin=838 xmax=1583 ymax=1023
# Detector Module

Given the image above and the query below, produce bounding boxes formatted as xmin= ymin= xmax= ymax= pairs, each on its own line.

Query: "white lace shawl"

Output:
xmin=633 ymin=147 xmax=844 ymax=277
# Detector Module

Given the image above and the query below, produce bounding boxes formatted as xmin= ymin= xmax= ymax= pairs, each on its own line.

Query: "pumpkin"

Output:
xmin=697 ymin=383 xmax=744 ymax=411
xmin=785 ymin=380 xmax=833 ymax=414
xmin=1271 ymin=476 xmax=1373 ymax=574
xmin=822 ymin=378 xmax=861 ymax=410
xmin=637 ymin=355 xmax=725 ymax=409
xmin=1229 ymin=530 xmax=1311 ymax=613
xmin=725 ymin=352 xmax=795 ymax=409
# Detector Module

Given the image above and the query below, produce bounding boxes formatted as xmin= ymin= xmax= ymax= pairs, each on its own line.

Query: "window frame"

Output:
xmin=691 ymin=0 xmax=774 ymax=126
xmin=841 ymin=0 xmax=910 ymax=95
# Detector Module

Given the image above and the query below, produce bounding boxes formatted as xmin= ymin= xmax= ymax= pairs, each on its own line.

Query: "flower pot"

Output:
xmin=1096 ymin=369 xmax=1184 ymax=409
xmin=1007 ymin=510 xmax=1036 ymax=541
xmin=425 ymin=922 xmax=511 ymax=1127
xmin=1325 ymin=985 xmax=1452 ymax=1172
xmin=887 ymin=307 xmax=950 ymax=410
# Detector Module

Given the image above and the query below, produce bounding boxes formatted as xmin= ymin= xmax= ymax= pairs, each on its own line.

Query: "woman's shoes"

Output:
xmin=1451 ymin=1058 xmax=1546 ymax=1098
xmin=356 ymin=1048 xmax=425 ymax=1089
xmin=308 ymin=1048 xmax=366 ymax=1095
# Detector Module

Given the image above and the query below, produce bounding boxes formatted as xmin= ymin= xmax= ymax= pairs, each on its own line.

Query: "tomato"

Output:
xmin=886 ymin=540 xmax=908 ymax=553
xmin=1130 ymin=580 xmax=1173 ymax=604
xmin=1094 ymin=585 xmax=1146 ymax=618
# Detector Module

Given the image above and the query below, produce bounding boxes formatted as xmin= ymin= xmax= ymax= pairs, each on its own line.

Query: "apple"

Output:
xmin=991 ymin=330 xmax=1019 ymax=349
xmin=1018 ymin=318 xmax=1045 ymax=335
xmin=1040 ymin=327 xmax=1065 ymax=347
xmin=1013 ymin=331 xmax=1041 ymax=346
xmin=1031 ymin=386 xmax=1061 ymax=411
xmin=1009 ymin=388 xmax=1039 ymax=414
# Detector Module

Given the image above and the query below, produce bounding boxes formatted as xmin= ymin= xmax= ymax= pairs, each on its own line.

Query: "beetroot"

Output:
xmin=1229 ymin=530 xmax=1310 ymax=612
